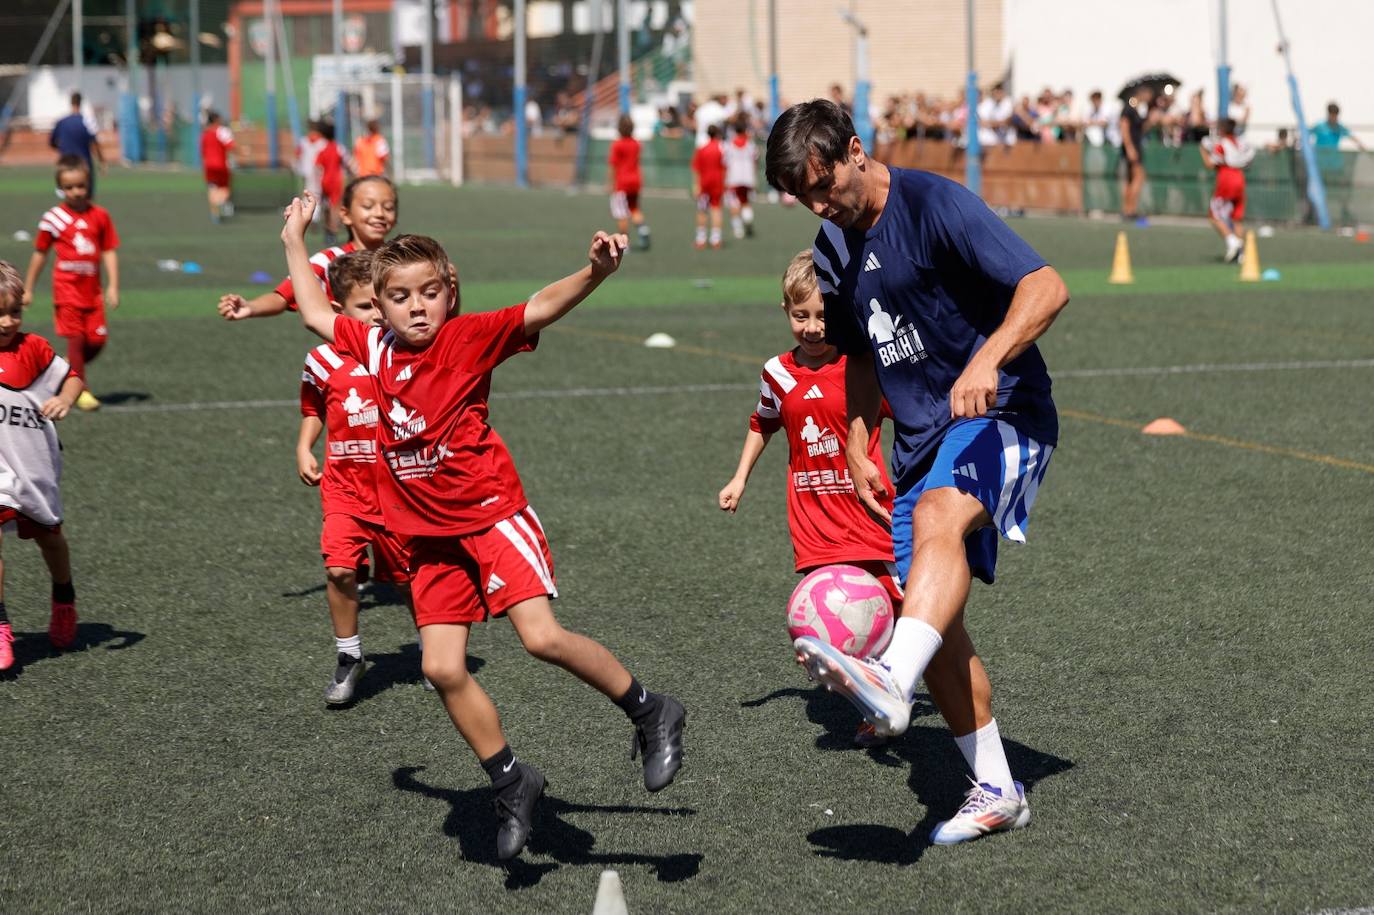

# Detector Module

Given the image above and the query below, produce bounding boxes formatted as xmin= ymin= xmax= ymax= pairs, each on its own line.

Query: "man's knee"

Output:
xmin=913 ymin=487 xmax=989 ymax=541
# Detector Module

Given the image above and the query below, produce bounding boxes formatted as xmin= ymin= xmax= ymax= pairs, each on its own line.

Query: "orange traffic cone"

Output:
xmin=1238 ymin=230 xmax=1261 ymax=282
xmin=1108 ymin=231 xmax=1134 ymax=284
xmin=1142 ymin=417 xmax=1187 ymax=435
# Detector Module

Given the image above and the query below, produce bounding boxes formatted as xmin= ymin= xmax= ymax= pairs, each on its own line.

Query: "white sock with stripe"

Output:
xmin=879 ymin=617 xmax=942 ymax=702
xmin=336 ymin=634 xmax=362 ymax=659
xmin=954 ymin=719 xmax=1016 ymax=795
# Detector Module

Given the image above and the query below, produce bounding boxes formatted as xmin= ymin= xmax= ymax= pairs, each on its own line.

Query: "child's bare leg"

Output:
xmin=33 ymin=529 xmax=71 ymax=585
xmin=0 ymin=530 xmax=7 ymax=604
xmin=505 ymin=596 xmax=632 ymax=698
xmin=1209 ymin=214 xmax=1230 ymax=240
xmin=324 ymin=566 xmax=360 ymax=639
xmin=420 ymin=622 xmax=508 ymax=759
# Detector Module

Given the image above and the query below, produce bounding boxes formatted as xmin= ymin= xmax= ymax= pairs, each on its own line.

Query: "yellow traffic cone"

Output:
xmin=1238 ymin=230 xmax=1261 ymax=282
xmin=1108 ymin=231 xmax=1134 ymax=284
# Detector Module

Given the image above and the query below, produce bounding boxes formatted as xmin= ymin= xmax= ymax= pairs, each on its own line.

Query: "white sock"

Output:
xmin=879 ymin=617 xmax=942 ymax=701
xmin=695 ymin=227 xmax=707 ymax=244
xmin=638 ymin=224 xmax=650 ymax=238
xmin=336 ymin=634 xmax=362 ymax=659
xmin=731 ymin=215 xmax=744 ymax=236
xmin=953 ymin=719 xmax=1016 ymax=795
xmin=742 ymin=205 xmax=754 ymax=224
xmin=709 ymin=227 xmax=722 ymax=245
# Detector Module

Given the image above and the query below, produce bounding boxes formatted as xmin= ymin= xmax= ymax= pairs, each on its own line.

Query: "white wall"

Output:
xmin=26 ymin=65 xmax=231 ymax=130
xmin=1005 ymin=0 xmax=1373 ymax=146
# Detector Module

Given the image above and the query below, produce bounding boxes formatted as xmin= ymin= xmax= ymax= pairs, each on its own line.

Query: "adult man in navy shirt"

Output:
xmin=50 ymin=93 xmax=106 ymax=196
xmin=766 ymin=99 xmax=1070 ymax=845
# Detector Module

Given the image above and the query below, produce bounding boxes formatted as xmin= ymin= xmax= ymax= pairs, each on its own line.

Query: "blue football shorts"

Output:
xmin=892 ymin=417 xmax=1055 ymax=586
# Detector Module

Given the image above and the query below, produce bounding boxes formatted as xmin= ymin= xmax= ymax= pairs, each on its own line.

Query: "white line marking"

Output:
xmin=96 ymin=360 xmax=1374 ymax=415
xmin=1056 ymin=358 xmax=1374 ymax=379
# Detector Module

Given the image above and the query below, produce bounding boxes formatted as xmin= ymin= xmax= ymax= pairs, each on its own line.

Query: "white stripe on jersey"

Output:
xmin=754 ymin=376 xmax=781 ymax=420
xmin=315 ymin=344 xmax=344 ymax=370
xmin=523 ymin=505 xmax=547 ymax=535
xmin=495 ymin=515 xmax=557 ymax=596
xmin=763 ymin=355 xmax=798 ymax=394
xmin=819 ymin=221 xmax=852 ymax=268
xmin=38 ymin=220 xmax=62 ymax=238
xmin=304 ymin=353 xmax=331 ymax=386
xmin=993 ymin=422 xmax=1028 ymax=537
xmin=366 ymin=326 xmax=386 ymax=376
xmin=309 ymin=247 xmax=343 ymax=270
xmin=46 ymin=207 xmax=73 ymax=227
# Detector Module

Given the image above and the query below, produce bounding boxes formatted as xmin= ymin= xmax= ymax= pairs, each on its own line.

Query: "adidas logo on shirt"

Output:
xmin=396 ymin=364 xmax=414 ymax=381
xmin=952 ymin=463 xmax=979 ymax=482
xmin=863 ymin=252 xmax=881 ymax=272
xmin=802 ymin=384 xmax=824 ymax=400
xmin=350 ymin=365 xmax=369 ymax=377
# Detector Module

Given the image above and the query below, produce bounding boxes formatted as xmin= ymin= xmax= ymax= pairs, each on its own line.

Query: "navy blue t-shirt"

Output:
xmin=50 ymin=114 xmax=96 ymax=164
xmin=812 ymin=166 xmax=1058 ymax=486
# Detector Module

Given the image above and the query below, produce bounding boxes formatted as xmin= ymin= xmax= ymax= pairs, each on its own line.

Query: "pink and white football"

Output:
xmin=786 ymin=564 xmax=894 ymax=658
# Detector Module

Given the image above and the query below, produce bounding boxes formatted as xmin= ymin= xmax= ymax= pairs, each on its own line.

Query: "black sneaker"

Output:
xmin=493 ymin=762 xmax=545 ymax=861
xmin=630 ymin=694 xmax=686 ymax=792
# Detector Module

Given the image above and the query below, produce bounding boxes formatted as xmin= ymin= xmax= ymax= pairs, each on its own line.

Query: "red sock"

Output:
xmin=64 ymin=334 xmax=87 ymax=381
xmin=83 ymin=337 xmax=105 ymax=366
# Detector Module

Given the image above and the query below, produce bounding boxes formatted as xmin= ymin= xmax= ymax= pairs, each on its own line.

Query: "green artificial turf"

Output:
xmin=1 ymin=167 xmax=1372 ymax=913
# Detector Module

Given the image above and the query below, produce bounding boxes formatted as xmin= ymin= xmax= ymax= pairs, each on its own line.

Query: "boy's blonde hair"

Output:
xmin=781 ymin=250 xmax=819 ymax=306
xmin=327 ymin=249 xmax=375 ymax=301
xmin=371 ymin=234 xmax=458 ymax=309
xmin=0 ymin=260 xmax=24 ymax=308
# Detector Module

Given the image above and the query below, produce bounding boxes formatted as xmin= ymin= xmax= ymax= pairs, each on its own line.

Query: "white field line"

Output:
xmin=99 ymin=358 xmax=1374 ymax=415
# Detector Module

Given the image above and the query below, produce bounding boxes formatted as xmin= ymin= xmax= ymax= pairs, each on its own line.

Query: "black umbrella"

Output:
xmin=1118 ymin=73 xmax=1182 ymax=104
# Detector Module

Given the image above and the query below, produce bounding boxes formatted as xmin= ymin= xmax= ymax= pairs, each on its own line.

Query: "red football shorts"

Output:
xmin=1210 ymin=190 xmax=1245 ymax=222
xmin=204 ymin=166 xmax=231 ymax=189
xmin=321 ymin=179 xmax=343 ymax=208
xmin=697 ymin=184 xmax=724 ymax=210
xmin=838 ymin=558 xmax=904 ymax=607
xmin=610 ymin=189 xmax=640 ymax=221
xmin=731 ymin=187 xmax=753 ymax=205
xmin=408 ymin=506 xmax=557 ymax=627
xmin=53 ymin=300 xmax=107 ymax=341
xmin=0 ymin=507 xmax=61 ymax=540
xmin=321 ymin=511 xmax=412 ymax=583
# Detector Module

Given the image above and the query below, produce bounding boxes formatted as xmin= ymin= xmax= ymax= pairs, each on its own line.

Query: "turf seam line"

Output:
xmin=1056 ymin=358 xmax=1374 ymax=378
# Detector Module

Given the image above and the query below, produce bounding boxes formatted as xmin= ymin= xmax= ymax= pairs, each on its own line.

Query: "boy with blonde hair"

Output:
xmin=280 ymin=192 xmax=686 ymax=861
xmin=296 ymin=250 xmax=414 ymax=704
xmin=0 ymin=260 xmax=86 ymax=672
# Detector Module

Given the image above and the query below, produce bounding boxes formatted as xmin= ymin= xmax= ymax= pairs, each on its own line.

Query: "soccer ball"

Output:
xmin=786 ymin=564 xmax=894 ymax=658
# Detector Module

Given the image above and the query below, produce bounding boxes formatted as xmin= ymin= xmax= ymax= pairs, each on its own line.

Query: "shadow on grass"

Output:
xmin=393 ymin=765 xmax=703 ymax=891
xmin=99 ymin=391 xmax=152 ymax=405
xmin=741 ymin=684 xmax=939 ymax=751
xmin=279 ymin=579 xmax=411 ymax=612
xmin=806 ymin=725 xmax=1074 ymax=866
xmin=325 ymin=647 xmax=485 ymax=708
xmin=0 ymin=622 xmax=145 ymax=679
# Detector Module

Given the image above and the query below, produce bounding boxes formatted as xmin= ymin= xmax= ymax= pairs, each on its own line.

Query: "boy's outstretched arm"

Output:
xmin=524 ymin=231 xmax=629 ymax=334
xmin=22 ymin=250 xmax=48 ymax=307
xmin=719 ymin=429 xmax=771 ymax=513
xmin=281 ymin=192 xmax=336 ymax=341
xmin=218 ymin=290 xmax=290 ymax=320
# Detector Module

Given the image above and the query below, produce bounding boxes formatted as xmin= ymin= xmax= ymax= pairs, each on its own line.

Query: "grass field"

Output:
xmin=1 ymin=166 xmax=1372 ymax=913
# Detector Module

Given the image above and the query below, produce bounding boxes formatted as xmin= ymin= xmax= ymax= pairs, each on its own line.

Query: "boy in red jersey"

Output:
xmin=296 ymin=250 xmax=414 ymax=704
xmin=217 ymin=175 xmax=397 ymax=320
xmin=722 ymin=114 xmax=759 ymax=239
xmin=607 ymin=114 xmax=651 ymax=251
xmin=718 ymin=251 xmax=899 ymax=746
xmin=281 ymin=191 xmax=686 ymax=861
xmin=0 ymin=260 xmax=86 ymax=672
xmin=315 ymin=122 xmax=348 ymax=246
xmin=691 ymin=124 xmax=726 ymax=249
xmin=1200 ymin=118 xmax=1254 ymax=263
xmin=200 ymin=110 xmax=236 ymax=223
xmin=22 ymin=156 xmax=119 ymax=412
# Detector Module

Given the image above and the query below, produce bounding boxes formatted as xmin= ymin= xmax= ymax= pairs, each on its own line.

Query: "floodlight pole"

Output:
xmin=574 ymin=0 xmax=606 ymax=187
xmin=616 ymin=0 xmax=630 ymax=114
xmin=121 ymin=0 xmax=143 ymax=162
xmin=965 ymin=0 xmax=981 ymax=196
xmin=422 ymin=0 xmax=436 ymax=170
xmin=767 ymin=0 xmax=779 ymax=125
xmin=1271 ymin=0 xmax=1330 ymax=229
xmin=72 ymin=0 xmax=83 ymax=88
xmin=271 ymin=2 xmax=303 ymax=145
xmin=190 ymin=0 xmax=201 ymax=141
xmin=514 ymin=0 xmax=528 ymax=187
xmin=838 ymin=9 xmax=872 ymax=153
xmin=265 ymin=0 xmax=279 ymax=167
xmin=333 ymin=0 xmax=348 ymax=145
xmin=1216 ymin=0 xmax=1230 ymax=125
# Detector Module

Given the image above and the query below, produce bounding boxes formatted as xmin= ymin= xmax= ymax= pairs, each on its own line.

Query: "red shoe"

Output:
xmin=49 ymin=600 xmax=76 ymax=649
xmin=693 ymin=240 xmax=706 ymax=250
xmin=0 ymin=622 xmax=14 ymax=671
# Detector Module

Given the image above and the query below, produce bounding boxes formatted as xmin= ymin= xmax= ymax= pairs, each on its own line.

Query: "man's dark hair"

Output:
xmin=764 ymin=99 xmax=856 ymax=195
xmin=1327 ymin=102 xmax=1340 ymax=116
xmin=70 ymin=92 xmax=82 ymax=108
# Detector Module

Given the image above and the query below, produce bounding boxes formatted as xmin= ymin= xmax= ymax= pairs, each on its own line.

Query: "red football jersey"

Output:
xmin=331 ymin=305 xmax=537 ymax=537
xmin=200 ymin=125 xmax=234 ymax=170
xmin=317 ymin=141 xmax=345 ymax=189
xmin=692 ymin=139 xmax=726 ymax=188
xmin=34 ymin=203 xmax=118 ymax=308
xmin=608 ymin=137 xmax=642 ymax=192
xmin=274 ymin=242 xmax=357 ymax=311
xmin=750 ymin=351 xmax=895 ymax=571
xmin=299 ymin=342 xmax=384 ymax=521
